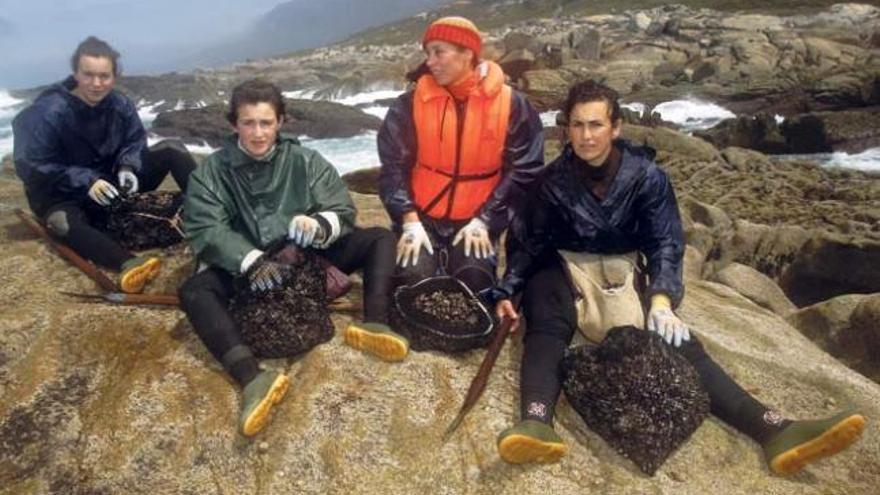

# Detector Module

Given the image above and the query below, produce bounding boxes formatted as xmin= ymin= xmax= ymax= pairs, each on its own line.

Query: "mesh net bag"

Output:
xmin=230 ymin=245 xmax=334 ymax=358
xmin=562 ymin=326 xmax=710 ymax=475
xmin=104 ymin=191 xmax=185 ymax=250
xmin=390 ymin=276 xmax=495 ymax=353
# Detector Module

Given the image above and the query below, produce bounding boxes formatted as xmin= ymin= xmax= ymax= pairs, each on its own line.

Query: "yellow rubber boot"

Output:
xmin=240 ymin=370 xmax=290 ymax=437
xmin=497 ymin=419 xmax=567 ymax=464
xmin=764 ymin=409 xmax=865 ymax=476
xmin=119 ymin=256 xmax=161 ymax=294
xmin=343 ymin=322 xmax=409 ymax=362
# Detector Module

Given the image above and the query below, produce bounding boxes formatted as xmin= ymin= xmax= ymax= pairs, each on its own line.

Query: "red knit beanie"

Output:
xmin=422 ymin=16 xmax=482 ymax=58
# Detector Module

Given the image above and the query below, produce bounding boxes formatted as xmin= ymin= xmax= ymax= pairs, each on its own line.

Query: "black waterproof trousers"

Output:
xmin=178 ymin=227 xmax=396 ymax=387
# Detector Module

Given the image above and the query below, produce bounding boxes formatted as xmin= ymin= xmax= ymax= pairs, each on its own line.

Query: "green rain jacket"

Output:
xmin=183 ymin=134 xmax=356 ymax=275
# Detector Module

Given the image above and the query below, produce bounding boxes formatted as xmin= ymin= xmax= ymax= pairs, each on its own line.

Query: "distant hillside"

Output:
xmin=183 ymin=0 xmax=448 ymax=67
xmin=346 ymin=0 xmax=880 ymax=45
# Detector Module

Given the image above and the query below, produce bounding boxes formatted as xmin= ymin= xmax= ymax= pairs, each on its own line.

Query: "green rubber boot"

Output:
xmin=343 ymin=322 xmax=409 ymax=362
xmin=240 ymin=370 xmax=290 ymax=437
xmin=497 ymin=419 xmax=567 ymax=464
xmin=763 ymin=408 xmax=865 ymax=475
xmin=119 ymin=256 xmax=161 ymax=294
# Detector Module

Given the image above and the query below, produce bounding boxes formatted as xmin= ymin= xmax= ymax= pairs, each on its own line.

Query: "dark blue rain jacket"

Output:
xmin=13 ymin=76 xmax=146 ymax=217
xmin=495 ymin=140 xmax=686 ymax=307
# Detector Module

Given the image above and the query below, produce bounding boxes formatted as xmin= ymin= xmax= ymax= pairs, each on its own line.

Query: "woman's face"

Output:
xmin=424 ymin=40 xmax=473 ymax=86
xmin=566 ymin=100 xmax=621 ymax=166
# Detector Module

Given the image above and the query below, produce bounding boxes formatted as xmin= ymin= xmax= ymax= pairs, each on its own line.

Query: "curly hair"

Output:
xmin=560 ymin=79 xmax=621 ymax=125
xmin=226 ymin=79 xmax=287 ymax=125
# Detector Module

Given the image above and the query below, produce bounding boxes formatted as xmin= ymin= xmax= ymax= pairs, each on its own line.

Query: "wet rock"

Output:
xmin=694 ymin=114 xmax=789 ymax=154
xmin=151 ymin=99 xmax=381 ymax=147
xmin=779 ymin=233 xmax=880 ymax=306
xmin=562 ymin=326 xmax=710 ymax=475
xmin=709 ymin=262 xmax=797 ymax=316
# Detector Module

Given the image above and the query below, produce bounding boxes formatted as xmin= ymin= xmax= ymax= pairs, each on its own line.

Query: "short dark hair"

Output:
xmin=226 ymin=79 xmax=286 ymax=125
xmin=70 ymin=36 xmax=121 ymax=76
xmin=561 ymin=79 xmax=621 ymax=125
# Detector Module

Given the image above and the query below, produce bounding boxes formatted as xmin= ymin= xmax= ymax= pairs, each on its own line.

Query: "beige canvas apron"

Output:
xmin=557 ymin=250 xmax=645 ymax=344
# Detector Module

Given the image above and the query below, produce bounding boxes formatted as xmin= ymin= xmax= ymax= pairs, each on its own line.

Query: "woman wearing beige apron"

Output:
xmin=490 ymin=80 xmax=865 ymax=475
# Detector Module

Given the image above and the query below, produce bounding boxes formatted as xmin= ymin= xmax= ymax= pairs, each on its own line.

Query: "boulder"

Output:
xmin=569 ymin=28 xmax=602 ymax=61
xmin=622 ymin=125 xmax=721 ymax=162
xmin=521 ymin=69 xmax=571 ymax=110
xmin=781 ymin=106 xmax=880 ymax=154
xmin=694 ymin=114 xmax=789 ymax=154
xmin=151 ymin=99 xmax=382 ymax=146
xmin=851 ymin=294 xmax=880 ymax=362
xmin=709 ymin=262 xmax=797 ymax=316
xmin=498 ymin=48 xmax=536 ymax=83
xmin=779 ymin=233 xmax=880 ymax=306
xmin=341 ymin=167 xmax=380 ymax=195
xmin=786 ymin=294 xmax=870 ymax=360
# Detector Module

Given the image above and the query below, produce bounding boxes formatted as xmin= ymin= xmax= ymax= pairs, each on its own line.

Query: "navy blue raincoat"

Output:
xmin=495 ymin=140 xmax=686 ymax=307
xmin=13 ymin=76 xmax=146 ymax=217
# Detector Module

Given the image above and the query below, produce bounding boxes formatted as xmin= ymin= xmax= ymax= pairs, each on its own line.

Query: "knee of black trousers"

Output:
xmin=45 ymin=209 xmax=72 ymax=237
xmin=148 ymin=138 xmax=188 ymax=155
xmin=522 ymin=263 xmax=576 ymax=331
xmin=672 ymin=332 xmax=708 ymax=363
xmin=178 ymin=271 xmax=226 ymax=311
xmin=360 ymin=227 xmax=396 ymax=252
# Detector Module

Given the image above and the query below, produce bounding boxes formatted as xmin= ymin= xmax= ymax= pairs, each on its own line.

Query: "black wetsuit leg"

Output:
xmin=321 ymin=227 xmax=396 ymax=324
xmin=138 ymin=140 xmax=197 ymax=193
xmin=43 ymin=201 xmax=133 ymax=270
xmin=519 ymin=257 xmax=577 ymax=424
xmin=178 ymin=267 xmax=259 ymax=387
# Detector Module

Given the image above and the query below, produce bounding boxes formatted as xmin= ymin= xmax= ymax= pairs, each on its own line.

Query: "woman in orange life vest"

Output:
xmin=377 ymin=16 xmax=545 ymax=301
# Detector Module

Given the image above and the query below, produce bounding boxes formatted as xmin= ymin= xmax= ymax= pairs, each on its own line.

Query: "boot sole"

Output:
xmin=120 ymin=258 xmax=161 ymax=294
xmin=770 ymin=414 xmax=865 ymax=476
xmin=241 ymin=374 xmax=290 ymax=437
xmin=343 ymin=325 xmax=408 ymax=362
xmin=498 ymin=433 xmax=567 ymax=464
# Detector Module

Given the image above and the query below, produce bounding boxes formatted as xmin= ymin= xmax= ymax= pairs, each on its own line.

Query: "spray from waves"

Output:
xmin=300 ymin=132 xmax=380 ymax=175
xmin=777 ymin=147 xmax=880 ymax=172
xmin=652 ymin=98 xmax=736 ymax=132
xmin=0 ymin=90 xmax=27 ymax=159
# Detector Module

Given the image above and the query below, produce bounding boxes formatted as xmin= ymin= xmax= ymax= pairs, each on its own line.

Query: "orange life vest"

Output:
xmin=411 ymin=61 xmax=512 ymax=221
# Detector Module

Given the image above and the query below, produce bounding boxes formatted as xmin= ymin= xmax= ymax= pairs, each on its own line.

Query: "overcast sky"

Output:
xmin=0 ymin=0 xmax=284 ymax=88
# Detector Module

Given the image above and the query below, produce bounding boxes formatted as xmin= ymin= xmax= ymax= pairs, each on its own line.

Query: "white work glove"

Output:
xmin=117 ymin=167 xmax=139 ymax=194
xmin=452 ymin=217 xmax=494 ymax=259
xmin=396 ymin=221 xmax=433 ymax=268
xmin=87 ymin=179 xmax=120 ymax=206
xmin=646 ymin=294 xmax=690 ymax=347
xmin=288 ymin=215 xmax=323 ymax=248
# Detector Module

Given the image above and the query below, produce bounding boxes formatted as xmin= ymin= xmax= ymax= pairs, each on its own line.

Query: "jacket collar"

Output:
xmin=225 ymin=133 xmax=300 ymax=167
xmin=558 ymin=140 xmax=656 ymax=197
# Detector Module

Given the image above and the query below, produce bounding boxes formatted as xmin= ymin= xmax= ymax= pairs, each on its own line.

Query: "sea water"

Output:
xmin=2 ymin=89 xmax=878 ymax=174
